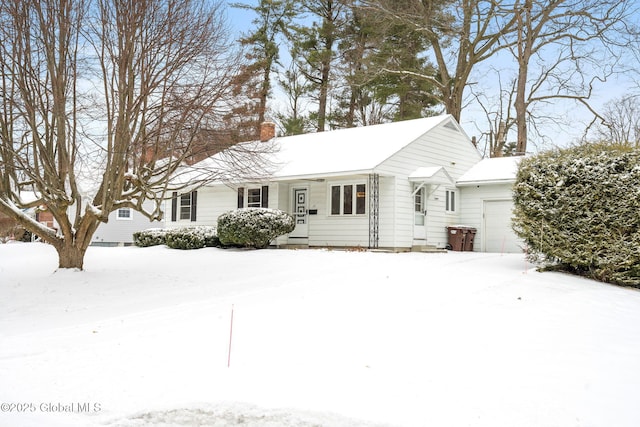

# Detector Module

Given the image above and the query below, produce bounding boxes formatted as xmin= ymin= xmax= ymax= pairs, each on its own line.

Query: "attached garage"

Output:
xmin=483 ymin=199 xmax=522 ymax=253
xmin=457 ymin=157 xmax=524 ymax=253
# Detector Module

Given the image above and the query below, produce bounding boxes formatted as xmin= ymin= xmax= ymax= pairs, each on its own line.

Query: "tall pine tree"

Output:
xmin=231 ymin=0 xmax=297 ymax=139
xmin=289 ymin=0 xmax=351 ymax=132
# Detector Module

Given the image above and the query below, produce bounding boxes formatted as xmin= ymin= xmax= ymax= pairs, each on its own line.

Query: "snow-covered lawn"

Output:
xmin=1 ymin=243 xmax=639 ymax=427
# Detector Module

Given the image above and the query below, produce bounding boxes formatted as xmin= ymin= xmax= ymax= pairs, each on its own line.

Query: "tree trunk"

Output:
xmin=317 ymin=63 xmax=330 ymax=132
xmin=514 ymin=0 xmax=532 ymax=156
xmin=54 ymin=241 xmax=88 ymax=270
xmin=50 ymin=214 xmax=99 ymax=270
xmin=492 ymin=121 xmax=507 ymax=157
xmin=259 ymin=65 xmax=271 ymax=126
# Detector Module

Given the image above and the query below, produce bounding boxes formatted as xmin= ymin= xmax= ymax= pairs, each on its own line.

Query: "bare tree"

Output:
xmin=506 ymin=0 xmax=633 ymax=155
xmin=589 ymin=95 xmax=640 ymax=148
xmin=275 ymin=64 xmax=314 ymax=136
xmin=0 ymin=0 xmax=268 ymax=269
xmin=0 ymin=215 xmax=24 ymax=243
xmin=469 ymin=71 xmax=517 ymax=157
xmin=360 ymin=0 xmax=519 ymax=122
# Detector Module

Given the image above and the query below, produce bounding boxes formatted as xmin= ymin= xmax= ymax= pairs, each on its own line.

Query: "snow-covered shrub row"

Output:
xmin=513 ymin=144 xmax=640 ymax=287
xmin=133 ymin=226 xmax=219 ymax=249
xmin=132 ymin=228 xmax=168 ymax=247
xmin=165 ymin=226 xmax=218 ymax=250
xmin=217 ymin=208 xmax=295 ymax=249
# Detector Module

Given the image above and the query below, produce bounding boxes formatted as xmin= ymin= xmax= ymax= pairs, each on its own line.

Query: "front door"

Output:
xmin=413 ymin=186 xmax=426 ymax=241
xmin=290 ymin=187 xmax=309 ymax=238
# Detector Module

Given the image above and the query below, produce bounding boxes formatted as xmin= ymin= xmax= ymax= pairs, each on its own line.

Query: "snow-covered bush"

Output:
xmin=133 ymin=228 xmax=168 ymax=247
xmin=217 ymin=208 xmax=295 ymax=249
xmin=165 ymin=226 xmax=218 ymax=250
xmin=513 ymin=144 xmax=640 ymax=287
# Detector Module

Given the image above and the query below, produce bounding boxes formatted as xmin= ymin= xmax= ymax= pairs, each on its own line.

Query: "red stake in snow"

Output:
xmin=227 ymin=304 xmax=234 ymax=368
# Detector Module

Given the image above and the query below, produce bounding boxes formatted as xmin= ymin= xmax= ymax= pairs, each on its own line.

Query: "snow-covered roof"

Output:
xmin=457 ymin=156 xmax=523 ymax=186
xmin=196 ymin=115 xmax=463 ymax=182
xmin=271 ymin=115 xmax=456 ymax=179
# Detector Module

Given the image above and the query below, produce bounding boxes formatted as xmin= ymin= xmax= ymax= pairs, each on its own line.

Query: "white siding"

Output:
xmin=306 ymin=177 xmax=371 ymax=247
xmin=278 ymin=175 xmax=401 ymax=249
xmin=165 ymin=185 xmax=237 ymax=229
xmin=425 ymin=185 xmax=460 ymax=248
xmin=377 ymin=175 xmax=399 ymax=248
xmin=458 ymin=183 xmax=523 ymax=252
xmin=277 ymin=182 xmax=290 ymax=211
xmin=92 ymin=202 xmax=162 ymax=245
xmin=274 ymin=182 xmax=290 ymax=245
xmin=376 ymin=120 xmax=481 ymax=248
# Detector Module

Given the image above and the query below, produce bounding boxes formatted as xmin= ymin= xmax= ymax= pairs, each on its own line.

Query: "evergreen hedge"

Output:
xmin=217 ymin=208 xmax=295 ymax=249
xmin=165 ymin=226 xmax=218 ymax=250
xmin=512 ymin=144 xmax=640 ymax=287
xmin=134 ymin=226 xmax=219 ymax=249
xmin=133 ymin=228 xmax=168 ymax=247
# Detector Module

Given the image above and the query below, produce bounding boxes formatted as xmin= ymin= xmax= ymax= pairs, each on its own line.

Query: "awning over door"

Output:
xmin=409 ymin=166 xmax=455 ymax=197
xmin=409 ymin=166 xmax=455 ymax=185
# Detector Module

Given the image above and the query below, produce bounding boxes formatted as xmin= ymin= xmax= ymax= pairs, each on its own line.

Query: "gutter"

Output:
xmin=456 ymin=179 xmax=516 ymax=187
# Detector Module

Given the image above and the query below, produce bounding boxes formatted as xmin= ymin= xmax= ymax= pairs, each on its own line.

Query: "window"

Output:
xmin=414 ymin=189 xmax=423 ymax=213
xmin=356 ymin=184 xmax=366 ymax=214
xmin=247 ymin=188 xmax=262 ymax=207
xmin=116 ymin=207 xmax=132 ymax=220
xmin=445 ymin=189 xmax=456 ymax=213
xmin=171 ymin=191 xmax=197 ymax=222
xmin=331 ymin=186 xmax=340 ymax=215
xmin=180 ymin=193 xmax=192 ymax=220
xmin=330 ymin=183 xmax=366 ymax=215
xmin=237 ymin=186 xmax=269 ymax=208
xmin=414 ymin=187 xmax=424 ymax=226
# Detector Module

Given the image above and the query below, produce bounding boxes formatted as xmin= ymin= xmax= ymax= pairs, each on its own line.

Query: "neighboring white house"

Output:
xmin=91 ymin=202 xmax=162 ymax=246
xmin=457 ymin=156 xmax=524 ymax=253
xmin=7 ymin=192 xmax=161 ymax=246
xmin=165 ymin=114 xmax=514 ymax=251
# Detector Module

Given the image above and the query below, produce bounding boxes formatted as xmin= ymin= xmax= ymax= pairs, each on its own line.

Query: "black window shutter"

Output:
xmin=171 ymin=192 xmax=177 ymax=222
xmin=261 ymin=185 xmax=269 ymax=208
xmin=237 ymin=187 xmax=244 ymax=208
xmin=190 ymin=191 xmax=197 ymax=221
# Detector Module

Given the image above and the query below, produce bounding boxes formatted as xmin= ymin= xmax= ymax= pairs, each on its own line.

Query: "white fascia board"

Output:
xmin=270 ymin=169 xmax=381 ymax=181
xmin=456 ymin=178 xmax=516 ymax=187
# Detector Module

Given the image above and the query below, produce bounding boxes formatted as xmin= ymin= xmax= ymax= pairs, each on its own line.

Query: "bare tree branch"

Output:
xmin=0 ymin=0 xmax=270 ymax=269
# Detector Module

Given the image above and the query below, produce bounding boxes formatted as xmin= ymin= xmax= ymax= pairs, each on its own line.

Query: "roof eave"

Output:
xmin=271 ymin=168 xmax=381 ymax=181
xmin=456 ymin=179 xmax=516 ymax=187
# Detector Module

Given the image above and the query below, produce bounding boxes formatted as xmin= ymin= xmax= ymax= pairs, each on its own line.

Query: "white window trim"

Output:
xmin=179 ymin=193 xmax=192 ymax=220
xmin=328 ymin=182 xmax=367 ymax=216
xmin=116 ymin=207 xmax=133 ymax=220
xmin=445 ymin=189 xmax=457 ymax=213
xmin=246 ymin=187 xmax=263 ymax=208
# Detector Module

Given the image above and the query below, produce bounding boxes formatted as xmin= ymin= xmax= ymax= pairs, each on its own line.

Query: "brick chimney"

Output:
xmin=260 ymin=121 xmax=276 ymax=142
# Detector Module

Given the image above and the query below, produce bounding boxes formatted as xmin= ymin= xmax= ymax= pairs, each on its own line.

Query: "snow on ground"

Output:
xmin=1 ymin=242 xmax=640 ymax=427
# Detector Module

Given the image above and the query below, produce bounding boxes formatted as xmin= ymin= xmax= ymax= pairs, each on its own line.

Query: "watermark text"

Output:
xmin=1 ymin=402 xmax=102 ymax=414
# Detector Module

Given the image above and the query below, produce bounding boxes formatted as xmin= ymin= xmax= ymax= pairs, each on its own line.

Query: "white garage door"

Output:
xmin=483 ymin=200 xmax=522 ymax=253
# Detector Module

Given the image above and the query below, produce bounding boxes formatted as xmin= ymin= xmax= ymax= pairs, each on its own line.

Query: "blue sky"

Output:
xmin=220 ymin=0 xmax=637 ymax=152
xmin=224 ymin=0 xmax=260 ymax=37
